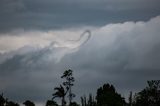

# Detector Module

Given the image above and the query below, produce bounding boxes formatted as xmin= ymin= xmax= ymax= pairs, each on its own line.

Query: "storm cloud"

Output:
xmin=0 ymin=0 xmax=160 ymax=33
xmin=0 ymin=0 xmax=160 ymax=105
xmin=0 ymin=15 xmax=160 ymax=105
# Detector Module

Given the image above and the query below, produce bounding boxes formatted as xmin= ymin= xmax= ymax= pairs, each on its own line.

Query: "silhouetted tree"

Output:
xmin=81 ymin=95 xmax=87 ymax=106
xmin=0 ymin=93 xmax=5 ymax=106
xmin=46 ymin=100 xmax=58 ymax=106
xmin=6 ymin=101 xmax=19 ymax=106
xmin=81 ymin=94 xmax=96 ymax=106
xmin=133 ymin=80 xmax=160 ymax=106
xmin=128 ymin=91 xmax=133 ymax=106
xmin=23 ymin=100 xmax=35 ymax=106
xmin=96 ymin=83 xmax=125 ymax=106
xmin=0 ymin=93 xmax=19 ymax=106
xmin=52 ymin=85 xmax=67 ymax=106
xmin=61 ymin=69 xmax=75 ymax=106
xmin=88 ymin=94 xmax=96 ymax=106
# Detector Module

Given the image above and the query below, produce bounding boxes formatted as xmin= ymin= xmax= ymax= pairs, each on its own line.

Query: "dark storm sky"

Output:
xmin=0 ymin=0 xmax=160 ymax=105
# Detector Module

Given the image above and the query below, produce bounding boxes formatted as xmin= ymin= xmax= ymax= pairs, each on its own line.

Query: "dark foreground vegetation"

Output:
xmin=0 ymin=69 xmax=160 ymax=106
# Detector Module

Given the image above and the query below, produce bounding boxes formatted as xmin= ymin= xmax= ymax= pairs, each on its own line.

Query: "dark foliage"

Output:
xmin=0 ymin=93 xmax=19 ymax=106
xmin=61 ymin=69 xmax=75 ymax=106
xmin=52 ymin=69 xmax=75 ymax=106
xmin=52 ymin=85 xmax=67 ymax=106
xmin=81 ymin=94 xmax=96 ymax=106
xmin=46 ymin=100 xmax=58 ymax=106
xmin=133 ymin=80 xmax=160 ymax=106
xmin=128 ymin=91 xmax=133 ymax=106
xmin=0 ymin=93 xmax=5 ymax=106
xmin=96 ymin=83 xmax=126 ymax=106
xmin=6 ymin=101 xmax=19 ymax=106
xmin=23 ymin=100 xmax=35 ymax=106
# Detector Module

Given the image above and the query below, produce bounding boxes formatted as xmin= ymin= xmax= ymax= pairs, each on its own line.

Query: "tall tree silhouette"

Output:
xmin=96 ymin=83 xmax=125 ymax=106
xmin=52 ymin=85 xmax=67 ymax=106
xmin=61 ymin=69 xmax=75 ymax=106
xmin=128 ymin=91 xmax=133 ymax=106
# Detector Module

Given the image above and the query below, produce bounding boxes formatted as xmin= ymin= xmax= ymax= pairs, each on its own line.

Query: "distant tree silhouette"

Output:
xmin=52 ymin=85 xmax=67 ymax=106
xmin=128 ymin=91 xmax=133 ymax=106
xmin=0 ymin=93 xmax=19 ymax=106
xmin=0 ymin=93 xmax=5 ymax=106
xmin=46 ymin=100 xmax=58 ymax=106
xmin=6 ymin=101 xmax=19 ymax=106
xmin=96 ymin=83 xmax=125 ymax=106
xmin=133 ymin=80 xmax=160 ymax=106
xmin=61 ymin=69 xmax=75 ymax=106
xmin=23 ymin=100 xmax=35 ymax=106
xmin=81 ymin=94 xmax=96 ymax=106
xmin=81 ymin=95 xmax=87 ymax=106
xmin=87 ymin=94 xmax=96 ymax=106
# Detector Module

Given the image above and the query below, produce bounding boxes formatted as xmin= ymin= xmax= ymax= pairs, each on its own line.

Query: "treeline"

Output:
xmin=0 ymin=69 xmax=160 ymax=106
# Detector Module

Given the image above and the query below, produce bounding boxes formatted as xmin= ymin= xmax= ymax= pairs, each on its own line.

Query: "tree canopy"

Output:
xmin=133 ymin=80 xmax=160 ymax=106
xmin=23 ymin=100 xmax=35 ymax=106
xmin=96 ymin=83 xmax=125 ymax=106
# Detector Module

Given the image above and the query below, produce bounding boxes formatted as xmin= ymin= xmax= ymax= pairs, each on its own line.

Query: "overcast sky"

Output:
xmin=0 ymin=0 xmax=160 ymax=105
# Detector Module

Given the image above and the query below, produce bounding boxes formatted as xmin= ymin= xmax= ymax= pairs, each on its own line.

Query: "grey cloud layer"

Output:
xmin=0 ymin=16 xmax=160 ymax=104
xmin=0 ymin=0 xmax=160 ymax=33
